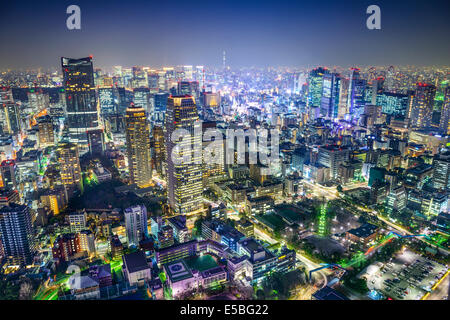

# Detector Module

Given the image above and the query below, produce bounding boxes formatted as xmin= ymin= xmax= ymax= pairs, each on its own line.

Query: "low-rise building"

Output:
xmin=69 ymin=275 xmax=100 ymax=300
xmin=345 ymin=223 xmax=379 ymax=244
xmin=122 ymin=251 xmax=151 ymax=287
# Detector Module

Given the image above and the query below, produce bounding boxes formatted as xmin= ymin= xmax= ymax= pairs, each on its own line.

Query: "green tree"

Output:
xmin=345 ymin=277 xmax=368 ymax=295
xmin=193 ymin=217 xmax=204 ymax=237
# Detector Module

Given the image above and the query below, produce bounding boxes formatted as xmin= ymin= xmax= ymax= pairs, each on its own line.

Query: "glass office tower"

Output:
xmin=61 ymin=57 xmax=100 ymax=153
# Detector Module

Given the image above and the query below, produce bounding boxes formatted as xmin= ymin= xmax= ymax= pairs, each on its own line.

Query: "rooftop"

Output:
xmin=347 ymin=223 xmax=379 ymax=239
xmin=123 ymin=251 xmax=149 ymax=274
xmin=164 ymin=259 xmax=194 ymax=283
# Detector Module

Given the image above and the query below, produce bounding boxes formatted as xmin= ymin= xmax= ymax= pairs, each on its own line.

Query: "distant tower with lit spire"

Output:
xmin=223 ymin=50 xmax=226 ymax=70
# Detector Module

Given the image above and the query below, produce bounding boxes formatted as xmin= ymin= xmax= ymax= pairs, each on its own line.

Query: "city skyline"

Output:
xmin=1 ymin=0 xmax=450 ymax=70
xmin=0 ymin=0 xmax=448 ymax=304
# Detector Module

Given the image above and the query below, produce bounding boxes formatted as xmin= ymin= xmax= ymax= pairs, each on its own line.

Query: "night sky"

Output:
xmin=0 ymin=0 xmax=449 ymax=69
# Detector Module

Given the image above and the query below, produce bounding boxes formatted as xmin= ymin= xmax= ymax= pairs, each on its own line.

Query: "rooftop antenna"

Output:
xmin=202 ymin=68 xmax=206 ymax=91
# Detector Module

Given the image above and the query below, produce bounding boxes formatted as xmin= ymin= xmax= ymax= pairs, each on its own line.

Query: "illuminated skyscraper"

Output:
xmin=177 ymin=81 xmax=199 ymax=98
xmin=125 ymin=103 xmax=152 ymax=188
xmin=376 ymin=92 xmax=409 ymax=117
xmin=202 ymin=121 xmax=225 ymax=186
xmin=439 ymin=86 xmax=450 ymax=135
xmin=133 ymin=87 xmax=151 ymax=114
xmin=0 ymin=204 xmax=36 ymax=266
xmin=0 ymin=160 xmax=17 ymax=191
xmin=0 ymin=87 xmax=15 ymax=135
xmin=307 ymin=67 xmax=329 ymax=108
xmin=37 ymin=115 xmax=55 ymax=148
xmin=154 ymin=93 xmax=169 ymax=125
xmin=2 ymin=102 xmax=21 ymax=135
xmin=27 ymin=88 xmax=49 ymax=112
xmin=320 ymin=73 xmax=341 ymax=119
xmin=61 ymin=57 xmax=100 ymax=153
xmin=165 ymin=95 xmax=203 ymax=215
xmin=183 ymin=65 xmax=193 ymax=80
xmin=57 ymin=142 xmax=82 ymax=189
xmin=337 ymin=78 xmax=350 ymax=118
xmin=0 ymin=88 xmax=21 ymax=135
xmin=410 ymin=83 xmax=436 ymax=128
xmin=432 ymin=151 xmax=450 ymax=192
xmin=152 ymin=125 xmax=165 ymax=176
xmin=87 ymin=129 xmax=105 ymax=155
xmin=346 ymin=68 xmax=367 ymax=119
xmin=98 ymin=87 xmax=119 ymax=115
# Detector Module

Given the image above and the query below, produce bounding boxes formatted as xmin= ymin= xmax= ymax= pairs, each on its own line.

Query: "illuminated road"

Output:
xmin=254 ymin=225 xmax=278 ymax=245
xmin=228 ymin=198 xmax=331 ymax=297
xmin=251 ymin=222 xmax=329 ymax=292
xmin=303 ymin=180 xmax=338 ymax=201
xmin=368 ymin=209 xmax=450 ymax=255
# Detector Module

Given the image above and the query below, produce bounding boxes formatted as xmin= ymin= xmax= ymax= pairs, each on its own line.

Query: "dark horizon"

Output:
xmin=1 ymin=0 xmax=450 ymax=70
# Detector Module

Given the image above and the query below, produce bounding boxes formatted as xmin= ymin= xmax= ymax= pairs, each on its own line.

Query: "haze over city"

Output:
xmin=1 ymin=0 xmax=450 ymax=69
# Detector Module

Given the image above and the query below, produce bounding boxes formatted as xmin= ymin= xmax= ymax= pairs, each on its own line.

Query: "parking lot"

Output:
xmin=362 ymin=249 xmax=448 ymax=300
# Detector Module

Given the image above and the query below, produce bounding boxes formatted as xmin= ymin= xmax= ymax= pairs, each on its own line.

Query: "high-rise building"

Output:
xmin=337 ymin=78 xmax=350 ymax=118
xmin=87 ymin=129 xmax=105 ymax=155
xmin=183 ymin=65 xmax=193 ymax=80
xmin=307 ymin=67 xmax=329 ymax=108
xmin=177 ymin=81 xmax=199 ymax=98
xmin=152 ymin=125 xmax=165 ymax=176
xmin=317 ymin=145 xmax=350 ymax=180
xmin=2 ymin=102 xmax=21 ymax=135
xmin=320 ymin=73 xmax=341 ymax=119
xmin=57 ymin=142 xmax=82 ymax=189
xmin=133 ymin=87 xmax=151 ymax=114
xmin=37 ymin=115 xmax=55 ymax=147
xmin=376 ymin=92 xmax=409 ymax=117
xmin=61 ymin=57 xmax=100 ymax=153
xmin=0 ymin=87 xmax=21 ymax=135
xmin=98 ymin=87 xmax=119 ymax=115
xmin=154 ymin=93 xmax=169 ymax=124
xmin=347 ymin=68 xmax=367 ymax=119
xmin=27 ymin=88 xmax=49 ymax=111
xmin=165 ymin=95 xmax=203 ymax=215
xmin=125 ymin=103 xmax=152 ymax=188
xmin=0 ymin=189 xmax=20 ymax=207
xmin=124 ymin=205 xmax=148 ymax=247
xmin=0 ymin=204 xmax=36 ymax=266
xmin=439 ymin=86 xmax=450 ymax=135
xmin=432 ymin=151 xmax=450 ymax=192
xmin=0 ymin=160 xmax=17 ymax=190
xmin=202 ymin=121 xmax=225 ymax=186
xmin=410 ymin=83 xmax=436 ymax=128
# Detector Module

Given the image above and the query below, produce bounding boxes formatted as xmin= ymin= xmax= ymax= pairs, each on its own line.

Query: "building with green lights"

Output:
xmin=376 ymin=91 xmax=409 ymax=117
xmin=307 ymin=67 xmax=329 ymax=108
